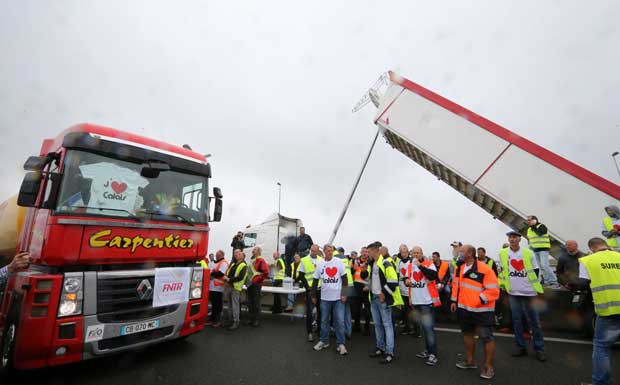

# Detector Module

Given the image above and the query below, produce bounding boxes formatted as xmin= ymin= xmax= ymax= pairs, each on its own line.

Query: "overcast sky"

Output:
xmin=1 ymin=1 xmax=619 ymax=260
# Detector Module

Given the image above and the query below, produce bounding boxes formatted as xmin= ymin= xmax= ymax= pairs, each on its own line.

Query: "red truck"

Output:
xmin=0 ymin=123 xmax=222 ymax=374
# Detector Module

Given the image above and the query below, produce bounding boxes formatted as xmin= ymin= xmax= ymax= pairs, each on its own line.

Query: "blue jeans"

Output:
xmin=592 ymin=314 xmax=620 ymax=385
xmin=320 ymin=300 xmax=345 ymax=345
xmin=533 ymin=250 xmax=558 ymax=285
xmin=344 ymin=302 xmax=352 ymax=336
xmin=371 ymin=295 xmax=395 ymax=355
xmin=414 ymin=304 xmax=437 ymax=355
xmin=508 ymin=295 xmax=545 ymax=352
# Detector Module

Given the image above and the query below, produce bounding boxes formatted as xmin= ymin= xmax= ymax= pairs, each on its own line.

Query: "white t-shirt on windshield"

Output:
xmin=408 ymin=261 xmax=437 ymax=306
xmin=314 ymin=257 xmax=346 ymax=301
xmin=79 ymin=162 xmax=148 ymax=214
xmin=507 ymin=247 xmax=540 ymax=297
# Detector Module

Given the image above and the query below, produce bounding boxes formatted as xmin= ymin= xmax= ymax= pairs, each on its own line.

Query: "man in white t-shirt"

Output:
xmin=405 ymin=246 xmax=440 ymax=366
xmin=499 ymin=231 xmax=547 ymax=361
xmin=79 ymin=162 xmax=148 ymax=214
xmin=396 ymin=244 xmax=414 ymax=336
xmin=206 ymin=250 xmax=228 ymax=328
xmin=312 ymin=244 xmax=349 ymax=356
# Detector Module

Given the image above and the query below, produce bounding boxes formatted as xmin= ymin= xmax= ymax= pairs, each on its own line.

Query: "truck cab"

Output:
xmin=0 ymin=123 xmax=222 ymax=372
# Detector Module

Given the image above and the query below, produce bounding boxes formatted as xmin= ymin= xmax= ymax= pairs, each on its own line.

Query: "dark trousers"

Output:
xmin=247 ymin=285 xmax=262 ymax=322
xmin=360 ymin=296 xmax=372 ymax=330
xmin=209 ymin=291 xmax=223 ymax=322
xmin=401 ymin=296 xmax=413 ymax=331
xmin=305 ymin=290 xmax=321 ymax=334
xmin=350 ymin=296 xmax=361 ymax=328
xmin=272 ymin=280 xmax=283 ymax=312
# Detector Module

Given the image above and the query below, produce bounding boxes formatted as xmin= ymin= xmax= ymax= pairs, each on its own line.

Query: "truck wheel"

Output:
xmin=0 ymin=318 xmax=17 ymax=377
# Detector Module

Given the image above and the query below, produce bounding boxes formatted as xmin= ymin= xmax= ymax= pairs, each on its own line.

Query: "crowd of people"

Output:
xmin=202 ymin=209 xmax=620 ymax=384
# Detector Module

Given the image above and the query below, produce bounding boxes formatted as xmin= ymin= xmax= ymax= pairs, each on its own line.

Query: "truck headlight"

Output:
xmin=58 ymin=273 xmax=83 ymax=317
xmin=191 ymin=288 xmax=202 ymax=299
xmin=190 ymin=267 xmax=204 ymax=299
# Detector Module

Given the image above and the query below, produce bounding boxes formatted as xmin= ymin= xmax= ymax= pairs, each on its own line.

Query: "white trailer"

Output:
xmin=370 ymin=71 xmax=620 ymax=253
xmin=242 ymin=213 xmax=303 ymax=266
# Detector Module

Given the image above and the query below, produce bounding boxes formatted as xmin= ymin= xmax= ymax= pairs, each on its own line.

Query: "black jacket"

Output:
xmin=230 ymin=237 xmax=245 ymax=251
xmin=556 ymin=248 xmax=588 ymax=289
xmin=296 ymin=234 xmax=313 ymax=254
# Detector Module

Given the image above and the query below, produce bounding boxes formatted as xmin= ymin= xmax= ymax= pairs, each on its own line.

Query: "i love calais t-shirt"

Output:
xmin=408 ymin=262 xmax=436 ymax=305
xmin=80 ymin=163 xmax=148 ymax=214
xmin=507 ymin=247 xmax=540 ymax=297
xmin=314 ymin=257 xmax=346 ymax=301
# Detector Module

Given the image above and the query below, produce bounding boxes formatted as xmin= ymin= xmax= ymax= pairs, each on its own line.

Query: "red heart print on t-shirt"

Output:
xmin=325 ymin=267 xmax=338 ymax=278
xmin=400 ymin=268 xmax=407 ymax=276
xmin=412 ymin=271 xmax=424 ymax=282
xmin=111 ymin=181 xmax=128 ymax=194
xmin=510 ymin=259 xmax=525 ymax=271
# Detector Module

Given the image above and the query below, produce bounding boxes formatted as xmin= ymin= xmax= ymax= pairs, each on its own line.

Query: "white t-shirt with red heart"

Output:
xmin=507 ymin=247 xmax=540 ymax=297
xmin=398 ymin=259 xmax=411 ymax=296
xmin=314 ymin=257 xmax=346 ymax=301
xmin=80 ymin=162 xmax=148 ymax=215
xmin=408 ymin=261 xmax=437 ymax=305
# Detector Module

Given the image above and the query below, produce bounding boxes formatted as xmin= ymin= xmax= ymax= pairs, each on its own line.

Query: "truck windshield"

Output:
xmin=56 ymin=150 xmax=208 ymax=224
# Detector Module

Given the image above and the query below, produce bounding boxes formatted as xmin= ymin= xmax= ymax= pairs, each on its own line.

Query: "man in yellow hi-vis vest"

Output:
xmin=526 ymin=215 xmax=559 ymax=288
xmin=579 ymin=237 xmax=620 ymax=385
xmin=601 ymin=205 xmax=620 ymax=251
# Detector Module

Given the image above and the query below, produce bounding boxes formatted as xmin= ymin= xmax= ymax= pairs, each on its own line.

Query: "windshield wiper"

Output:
xmin=70 ymin=206 xmax=144 ymax=222
xmin=137 ymin=210 xmax=195 ymax=226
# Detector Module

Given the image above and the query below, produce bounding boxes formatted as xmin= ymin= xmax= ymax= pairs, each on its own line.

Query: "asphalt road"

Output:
xmin=6 ymin=312 xmax=618 ymax=385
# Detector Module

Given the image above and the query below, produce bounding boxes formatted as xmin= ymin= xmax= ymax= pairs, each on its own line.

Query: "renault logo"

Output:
xmin=136 ymin=279 xmax=153 ymax=300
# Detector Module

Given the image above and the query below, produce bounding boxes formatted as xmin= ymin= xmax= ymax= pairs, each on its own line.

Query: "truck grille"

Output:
xmin=98 ymin=326 xmax=174 ymax=350
xmin=97 ymin=275 xmax=177 ymax=323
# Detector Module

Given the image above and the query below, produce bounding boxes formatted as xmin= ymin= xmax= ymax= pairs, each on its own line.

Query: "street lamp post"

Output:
xmin=276 ymin=182 xmax=282 ymax=253
xmin=612 ymin=152 xmax=620 ymax=181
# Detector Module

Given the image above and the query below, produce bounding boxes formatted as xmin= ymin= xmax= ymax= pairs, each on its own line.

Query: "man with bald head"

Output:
xmin=451 ymin=243 xmax=500 ymax=379
xmin=556 ymin=240 xmax=586 ymax=289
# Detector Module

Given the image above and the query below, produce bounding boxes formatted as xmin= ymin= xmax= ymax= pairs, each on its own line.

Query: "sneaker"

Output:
xmin=425 ymin=354 xmax=438 ymax=366
xmin=456 ymin=360 xmax=478 ymax=370
xmin=205 ymin=320 xmax=213 ymax=326
xmin=307 ymin=333 xmax=314 ymax=342
xmin=536 ymin=351 xmax=547 ymax=362
xmin=415 ymin=351 xmax=429 ymax=359
xmin=337 ymin=344 xmax=348 ymax=356
xmin=283 ymin=307 xmax=294 ymax=313
xmin=480 ymin=366 xmax=495 ymax=379
xmin=512 ymin=347 xmax=527 ymax=357
xmin=369 ymin=349 xmax=385 ymax=358
xmin=211 ymin=322 xmax=221 ymax=328
xmin=313 ymin=341 xmax=329 ymax=351
xmin=400 ymin=329 xmax=413 ymax=336
xmin=380 ymin=354 xmax=394 ymax=364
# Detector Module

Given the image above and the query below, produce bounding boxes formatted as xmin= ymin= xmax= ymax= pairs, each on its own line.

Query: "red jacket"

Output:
xmin=251 ymin=256 xmax=270 ymax=286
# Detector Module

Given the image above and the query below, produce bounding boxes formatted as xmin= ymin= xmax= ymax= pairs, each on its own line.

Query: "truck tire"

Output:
xmin=0 ymin=316 xmax=17 ymax=378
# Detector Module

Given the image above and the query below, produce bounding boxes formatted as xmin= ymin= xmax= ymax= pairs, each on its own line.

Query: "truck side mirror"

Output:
xmin=212 ymin=187 xmax=223 ymax=222
xmin=23 ymin=156 xmax=47 ymax=171
xmin=17 ymin=172 xmax=42 ymax=207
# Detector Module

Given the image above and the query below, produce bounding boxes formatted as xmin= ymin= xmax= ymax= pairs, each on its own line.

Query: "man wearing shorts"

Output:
xmin=451 ymin=244 xmax=500 ymax=380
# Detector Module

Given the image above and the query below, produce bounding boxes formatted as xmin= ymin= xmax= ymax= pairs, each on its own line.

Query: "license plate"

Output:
xmin=120 ymin=320 xmax=160 ymax=336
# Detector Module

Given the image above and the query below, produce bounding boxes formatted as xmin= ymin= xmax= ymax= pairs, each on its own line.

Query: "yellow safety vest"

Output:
xmin=369 ymin=255 xmax=404 ymax=307
xmin=274 ymin=258 xmax=286 ymax=281
xmin=580 ymin=250 xmax=620 ymax=316
xmin=499 ymin=247 xmax=543 ymax=294
xmin=226 ymin=261 xmax=248 ymax=291
xmin=603 ymin=216 xmax=619 ymax=249
xmin=340 ymin=257 xmax=353 ymax=287
xmin=527 ymin=225 xmax=551 ymax=249
xmin=301 ymin=255 xmax=323 ymax=286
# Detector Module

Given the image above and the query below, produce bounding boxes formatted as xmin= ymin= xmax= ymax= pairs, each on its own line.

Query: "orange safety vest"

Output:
xmin=437 ymin=261 xmax=449 ymax=282
xmin=213 ymin=259 xmax=228 ymax=287
xmin=407 ymin=260 xmax=441 ymax=307
xmin=450 ymin=261 xmax=499 ymax=313
xmin=353 ymin=263 xmax=369 ymax=284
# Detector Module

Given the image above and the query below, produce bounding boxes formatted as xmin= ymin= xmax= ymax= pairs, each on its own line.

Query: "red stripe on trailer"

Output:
xmin=386 ymin=71 xmax=620 ymax=200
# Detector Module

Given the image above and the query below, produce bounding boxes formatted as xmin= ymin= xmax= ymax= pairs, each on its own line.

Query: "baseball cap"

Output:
xmin=450 ymin=241 xmax=462 ymax=247
xmin=506 ymin=230 xmax=522 ymax=237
